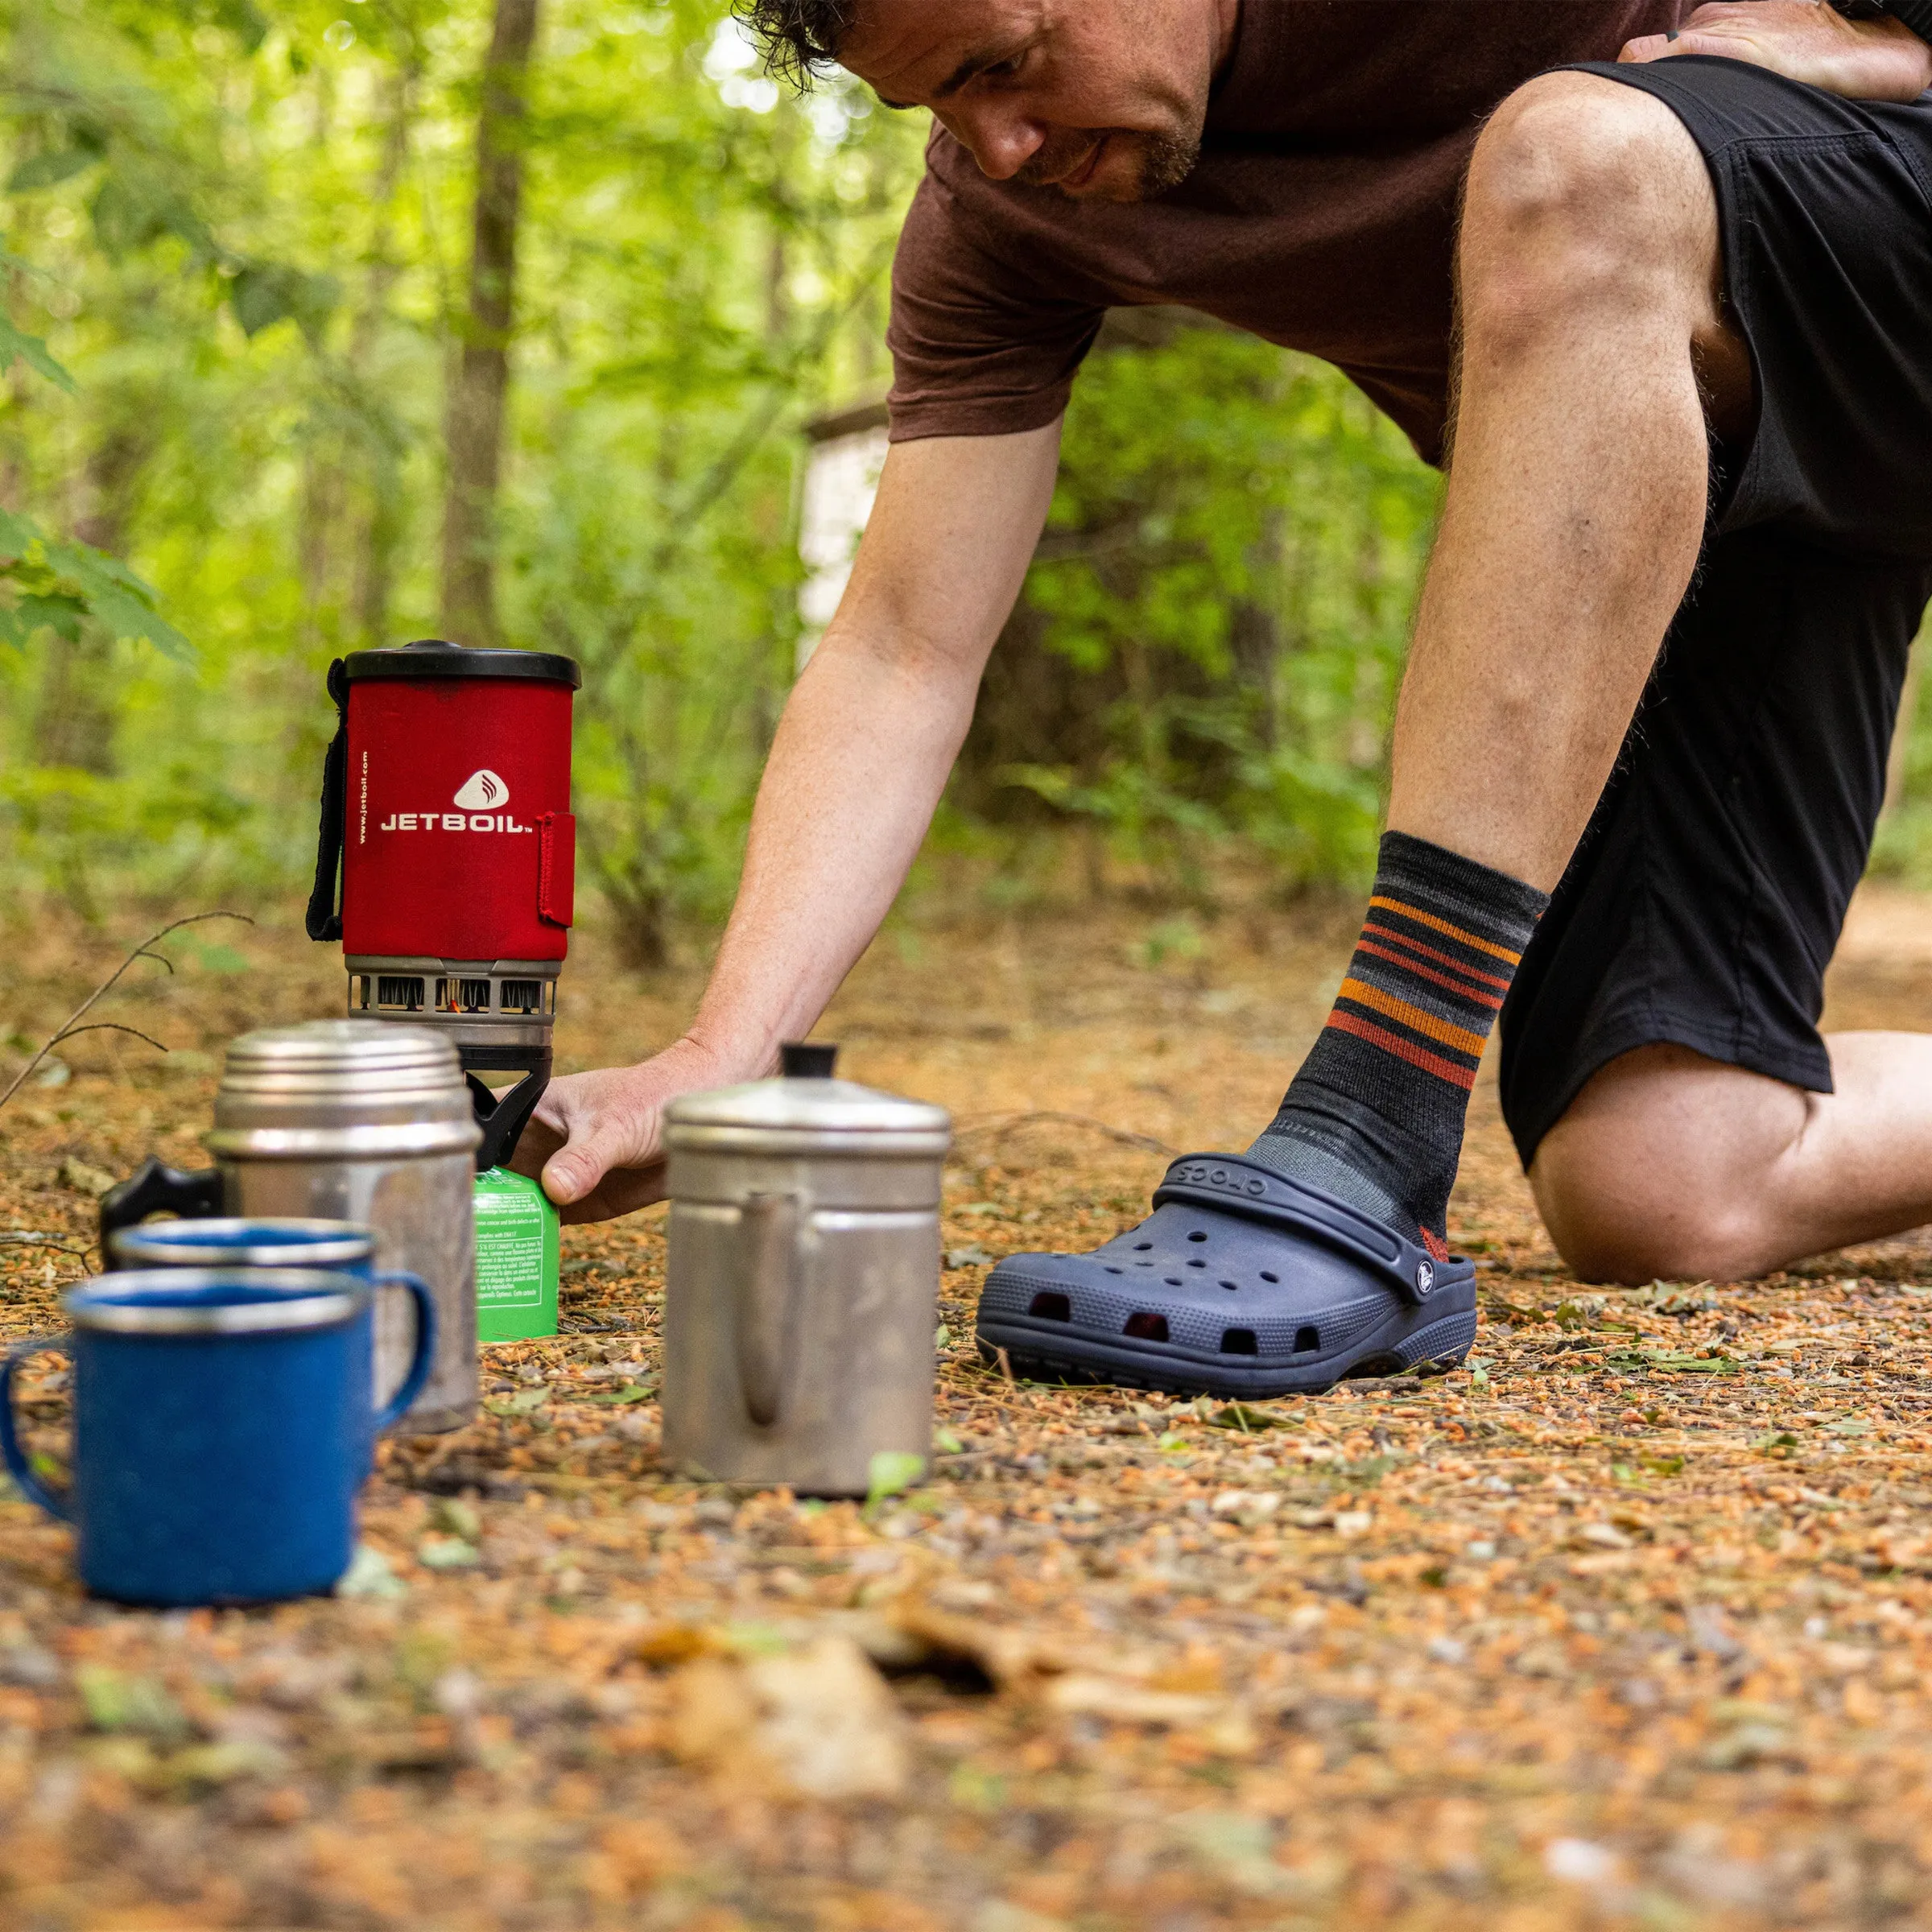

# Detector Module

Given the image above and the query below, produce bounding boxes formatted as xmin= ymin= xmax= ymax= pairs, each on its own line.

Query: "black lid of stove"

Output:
xmin=342 ymin=638 xmax=582 ymax=689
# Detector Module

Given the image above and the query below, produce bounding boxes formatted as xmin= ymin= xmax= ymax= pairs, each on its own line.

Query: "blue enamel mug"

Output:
xmin=0 ymin=1267 xmax=436 ymax=1607
xmin=107 ymin=1216 xmax=379 ymax=1276
xmin=104 ymin=1219 xmax=428 ymax=1434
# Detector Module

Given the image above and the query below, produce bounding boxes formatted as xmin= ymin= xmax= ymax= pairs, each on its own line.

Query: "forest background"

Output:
xmin=3 ymin=0 xmax=1930 ymax=976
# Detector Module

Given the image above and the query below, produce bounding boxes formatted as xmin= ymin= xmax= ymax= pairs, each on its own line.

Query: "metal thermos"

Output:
xmin=660 ymin=1043 xmax=952 ymax=1497
xmin=100 ymin=1022 xmax=482 ymax=1433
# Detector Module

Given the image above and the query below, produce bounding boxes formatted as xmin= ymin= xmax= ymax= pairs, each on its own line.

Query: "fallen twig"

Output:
xmin=0 ymin=912 xmax=251 ymax=1114
xmin=0 ymin=1233 xmax=93 ymax=1257
xmin=952 ymin=1111 xmax=1175 ymax=1156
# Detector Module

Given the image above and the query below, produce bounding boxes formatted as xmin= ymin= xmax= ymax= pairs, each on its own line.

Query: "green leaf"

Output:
xmin=229 ymin=262 xmax=339 ymax=343
xmin=484 ymin=1385 xmax=551 ymax=1416
xmin=934 ymin=1427 xmax=964 ymax=1455
xmin=0 ymin=593 xmax=86 ymax=647
xmin=865 ymin=1448 xmax=926 ymax=1509
xmin=336 ymin=1544 xmax=407 ymax=1600
xmin=582 ymin=1381 xmax=653 ymax=1406
xmin=75 ymin=1665 xmax=190 ymax=1742
xmin=6 ymin=151 xmax=98 ymax=193
xmin=416 ymin=1534 xmax=480 ymax=1571
xmin=205 ymin=0 xmax=269 ymax=52
xmin=1204 ymin=1402 xmax=1294 ymax=1432
xmin=0 ymin=317 xmax=75 ymax=393
xmin=0 ymin=524 xmax=196 ymax=662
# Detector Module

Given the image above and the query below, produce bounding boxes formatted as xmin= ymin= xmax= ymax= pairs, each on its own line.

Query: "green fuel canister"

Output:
xmin=473 ymin=1166 xmax=559 ymax=1342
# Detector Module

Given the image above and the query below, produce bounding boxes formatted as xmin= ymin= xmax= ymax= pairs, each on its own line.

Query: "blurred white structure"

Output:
xmin=797 ymin=397 xmax=890 ymax=673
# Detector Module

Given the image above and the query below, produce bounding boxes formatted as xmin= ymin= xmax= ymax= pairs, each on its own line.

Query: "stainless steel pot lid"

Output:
xmin=665 ymin=1042 xmax=950 ymax=1153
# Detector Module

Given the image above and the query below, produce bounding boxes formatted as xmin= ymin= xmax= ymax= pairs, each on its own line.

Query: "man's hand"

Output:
xmin=506 ymin=423 xmax=1063 ymax=1228
xmin=1623 ymin=1 xmax=1932 ymax=101
xmin=510 ymin=1035 xmax=739 ymax=1224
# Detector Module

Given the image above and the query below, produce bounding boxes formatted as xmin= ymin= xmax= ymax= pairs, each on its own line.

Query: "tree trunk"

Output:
xmin=353 ymin=56 xmax=421 ymax=650
xmin=37 ymin=421 xmax=147 ymax=774
xmin=440 ymin=0 xmax=539 ymax=647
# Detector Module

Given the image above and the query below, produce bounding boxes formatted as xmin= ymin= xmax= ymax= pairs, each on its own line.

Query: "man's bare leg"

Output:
xmin=1382 ymin=72 xmax=1932 ymax=1278
xmin=1533 ymin=1041 xmax=1932 ymax=1282
xmin=1385 ymin=71 xmax=1751 ymax=890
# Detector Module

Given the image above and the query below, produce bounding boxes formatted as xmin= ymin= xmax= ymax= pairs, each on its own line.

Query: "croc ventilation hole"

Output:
xmin=1124 ymin=1311 xmax=1170 ymax=1342
xmin=1219 ymin=1280 xmax=1238 ymax=1292
xmin=1294 ymin=1324 xmax=1320 ymax=1353
xmin=1261 ymin=1271 xmax=1279 ymax=1284
xmin=1220 ymin=1327 xmax=1258 ymax=1356
xmin=1133 ymin=1242 xmax=1153 ymax=1252
xmin=1028 ymin=1292 xmax=1071 ymax=1322
xmin=1187 ymin=1231 xmax=1208 ymax=1243
xmin=1187 ymin=1259 xmax=1207 ymax=1269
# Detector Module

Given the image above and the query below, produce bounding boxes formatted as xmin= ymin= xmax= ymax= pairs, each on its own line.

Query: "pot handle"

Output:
xmin=304 ymin=657 xmax=349 ymax=943
xmin=0 ymin=1337 xmax=73 ymax=1522
xmin=735 ymin=1194 xmax=803 ymax=1429
xmin=372 ymin=1272 xmax=440 ymax=1433
xmin=98 ymin=1157 xmax=224 ymax=1265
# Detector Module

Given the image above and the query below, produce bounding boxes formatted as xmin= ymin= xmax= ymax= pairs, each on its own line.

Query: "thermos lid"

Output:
xmin=665 ymin=1042 xmax=950 ymax=1156
xmin=207 ymin=1022 xmax=481 ymax=1158
xmin=221 ymin=1020 xmax=464 ymax=1084
xmin=341 ymin=638 xmax=581 ymax=689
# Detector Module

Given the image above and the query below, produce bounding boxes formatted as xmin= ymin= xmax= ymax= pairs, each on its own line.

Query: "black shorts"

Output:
xmin=1499 ymin=56 xmax=1932 ymax=1166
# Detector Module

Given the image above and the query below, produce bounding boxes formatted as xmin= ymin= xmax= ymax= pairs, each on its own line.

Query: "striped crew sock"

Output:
xmin=1249 ymin=831 xmax=1547 ymax=1258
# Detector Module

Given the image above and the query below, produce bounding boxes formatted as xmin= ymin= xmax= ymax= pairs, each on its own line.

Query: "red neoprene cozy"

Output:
xmin=338 ymin=648 xmax=577 ymax=964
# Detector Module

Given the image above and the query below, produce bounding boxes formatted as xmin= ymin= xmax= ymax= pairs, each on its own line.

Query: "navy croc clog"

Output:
xmin=974 ymin=1153 xmax=1476 ymax=1397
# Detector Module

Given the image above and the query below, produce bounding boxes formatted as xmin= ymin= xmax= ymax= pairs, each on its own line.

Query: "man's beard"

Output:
xmin=1015 ymin=126 xmax=1202 ymax=202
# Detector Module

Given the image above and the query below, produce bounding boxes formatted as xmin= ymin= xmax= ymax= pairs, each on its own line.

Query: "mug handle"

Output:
xmin=372 ymin=1272 xmax=439 ymax=1432
xmin=0 ymin=1337 xmax=73 ymax=1522
xmin=736 ymin=1194 xmax=803 ymax=1429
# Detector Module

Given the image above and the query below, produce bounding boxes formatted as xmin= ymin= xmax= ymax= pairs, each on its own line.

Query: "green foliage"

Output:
xmin=0 ymin=508 xmax=188 ymax=658
xmin=1011 ymin=330 xmax=1441 ymax=894
xmin=0 ymin=0 xmax=1441 ymax=933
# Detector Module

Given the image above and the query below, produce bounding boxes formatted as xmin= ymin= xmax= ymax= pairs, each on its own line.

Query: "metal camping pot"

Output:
xmin=661 ymin=1043 xmax=951 ymax=1497
xmin=100 ymin=1022 xmax=481 ymax=1433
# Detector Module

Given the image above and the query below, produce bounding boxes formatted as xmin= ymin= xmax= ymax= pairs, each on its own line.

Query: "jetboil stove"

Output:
xmin=305 ymin=639 xmax=580 ymax=1171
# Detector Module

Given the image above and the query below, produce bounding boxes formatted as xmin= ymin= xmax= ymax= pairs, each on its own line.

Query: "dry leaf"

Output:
xmin=668 ymin=1636 xmax=910 ymax=1801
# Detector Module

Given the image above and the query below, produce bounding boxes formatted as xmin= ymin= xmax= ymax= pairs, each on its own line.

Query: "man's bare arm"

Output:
xmin=511 ymin=421 xmax=1063 ymax=1222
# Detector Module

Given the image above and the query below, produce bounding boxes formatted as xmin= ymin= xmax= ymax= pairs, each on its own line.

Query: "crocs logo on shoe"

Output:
xmin=1414 ymin=1260 xmax=1435 ymax=1296
xmin=1174 ymin=1162 xmax=1267 ymax=1199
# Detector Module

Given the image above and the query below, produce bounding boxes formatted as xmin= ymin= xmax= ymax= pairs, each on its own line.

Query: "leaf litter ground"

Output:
xmin=3 ymin=889 xmax=1932 ymax=1929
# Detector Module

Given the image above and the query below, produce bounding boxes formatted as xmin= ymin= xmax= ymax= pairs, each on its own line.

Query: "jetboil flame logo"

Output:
xmin=378 ymin=770 xmax=535 ymax=834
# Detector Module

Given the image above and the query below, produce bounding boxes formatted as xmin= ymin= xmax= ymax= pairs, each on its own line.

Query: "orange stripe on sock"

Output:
xmin=1337 ymin=976 xmax=1488 ymax=1057
xmin=1361 ymin=920 xmax=1514 ymax=993
xmin=1355 ymin=939 xmax=1505 ymax=1011
xmin=1368 ymin=895 xmax=1521 ymax=966
xmin=1325 ymin=1009 xmax=1479 ymax=1091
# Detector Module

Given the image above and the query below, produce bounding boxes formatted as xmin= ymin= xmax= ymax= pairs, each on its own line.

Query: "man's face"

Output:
xmin=840 ymin=0 xmax=1229 ymax=203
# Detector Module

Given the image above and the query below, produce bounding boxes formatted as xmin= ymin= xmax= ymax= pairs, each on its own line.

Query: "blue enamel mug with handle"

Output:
xmin=105 ymin=1216 xmax=382 ymax=1277
xmin=0 ymin=1267 xmax=436 ymax=1607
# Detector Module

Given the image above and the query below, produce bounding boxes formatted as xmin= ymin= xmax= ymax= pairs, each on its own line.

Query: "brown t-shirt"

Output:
xmin=886 ymin=0 xmax=1684 ymax=464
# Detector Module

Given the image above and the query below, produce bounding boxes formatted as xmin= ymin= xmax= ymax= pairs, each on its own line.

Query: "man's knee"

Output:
xmin=1528 ymin=1045 xmax=1798 ymax=1284
xmin=1460 ymin=74 xmax=1716 ymax=352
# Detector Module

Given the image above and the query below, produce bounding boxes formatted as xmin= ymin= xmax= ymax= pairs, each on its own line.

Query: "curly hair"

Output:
xmin=733 ymin=0 xmax=859 ymax=85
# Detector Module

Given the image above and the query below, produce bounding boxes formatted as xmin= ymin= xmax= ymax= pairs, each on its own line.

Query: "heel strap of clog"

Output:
xmin=1151 ymin=1154 xmax=1449 ymax=1305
